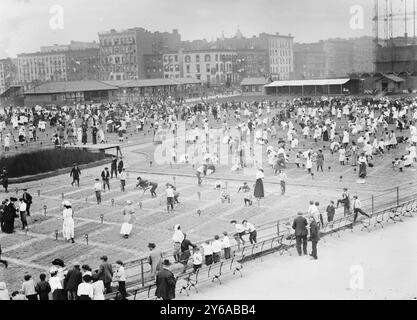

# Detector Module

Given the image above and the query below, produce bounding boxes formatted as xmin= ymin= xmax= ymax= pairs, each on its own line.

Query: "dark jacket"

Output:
xmin=64 ymin=267 xmax=83 ymax=291
xmin=155 ymin=268 xmax=176 ymax=300
xmin=101 ymin=170 xmax=110 ymax=180
xmin=35 ymin=280 xmax=51 ymax=300
xmin=292 ymin=216 xmax=308 ymax=236
xmin=118 ymin=160 xmax=124 ymax=173
xmin=309 ymin=220 xmax=320 ymax=242
xmin=97 ymin=262 xmax=113 ymax=284
xmin=70 ymin=167 xmax=81 ymax=179
xmin=22 ymin=192 xmax=32 ymax=205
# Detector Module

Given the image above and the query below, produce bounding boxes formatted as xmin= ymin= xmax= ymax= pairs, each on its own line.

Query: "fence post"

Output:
xmin=140 ymin=260 xmax=145 ymax=287
xmin=277 ymin=221 xmax=280 ymax=236
xmin=371 ymin=195 xmax=374 ymax=215
xmin=397 ymin=187 xmax=399 ymax=206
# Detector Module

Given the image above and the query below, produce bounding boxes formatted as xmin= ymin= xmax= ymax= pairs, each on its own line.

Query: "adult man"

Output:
xmin=70 ymin=164 xmax=81 ymax=187
xmin=119 ymin=168 xmax=127 ymax=192
xmin=97 ymin=256 xmax=113 ymax=294
xmin=172 ymin=224 xmax=184 ymax=263
xmin=22 ymin=189 xmax=32 ymax=217
xmin=64 ymin=262 xmax=82 ymax=300
xmin=18 ymin=198 xmax=28 ymax=230
xmin=352 ymin=195 xmax=370 ymax=225
xmin=155 ymin=260 xmax=176 ymax=300
xmin=110 ymin=156 xmax=118 ymax=178
xmin=277 ymin=170 xmax=287 ymax=195
xmin=292 ymin=212 xmax=308 ymax=256
xmin=101 ymin=167 xmax=110 ymax=191
xmin=308 ymin=217 xmax=320 ymax=260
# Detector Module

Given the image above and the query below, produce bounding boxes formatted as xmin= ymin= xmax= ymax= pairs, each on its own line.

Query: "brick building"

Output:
xmin=98 ymin=28 xmax=181 ymax=80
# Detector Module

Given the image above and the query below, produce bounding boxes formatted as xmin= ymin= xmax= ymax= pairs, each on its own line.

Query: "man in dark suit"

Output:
xmin=70 ymin=164 xmax=81 ymax=187
xmin=64 ymin=262 xmax=82 ymax=300
xmin=96 ymin=255 xmax=113 ymax=294
xmin=117 ymin=157 xmax=124 ymax=175
xmin=110 ymin=156 xmax=118 ymax=179
xmin=101 ymin=167 xmax=110 ymax=191
xmin=155 ymin=260 xmax=176 ymax=300
xmin=308 ymin=217 xmax=320 ymax=260
xmin=292 ymin=211 xmax=308 ymax=256
xmin=22 ymin=189 xmax=33 ymax=216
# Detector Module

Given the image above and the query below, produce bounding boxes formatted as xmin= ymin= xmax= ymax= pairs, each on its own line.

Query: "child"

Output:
xmin=220 ymin=188 xmax=231 ymax=203
xmin=21 ymin=274 xmax=37 ymax=300
xmin=214 ymin=180 xmax=222 ymax=190
xmin=113 ymin=260 xmax=127 ymax=300
xmin=201 ymin=240 xmax=213 ymax=266
xmin=211 ymin=235 xmax=222 ymax=263
xmin=35 ymin=273 xmax=51 ymax=301
xmin=238 ymin=182 xmax=252 ymax=206
xmin=221 ymin=232 xmax=231 ymax=259
xmin=191 ymin=247 xmax=203 ymax=272
xmin=295 ymin=152 xmax=302 ymax=168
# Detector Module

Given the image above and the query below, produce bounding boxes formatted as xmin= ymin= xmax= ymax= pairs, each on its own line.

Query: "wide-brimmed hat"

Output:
xmin=162 ymin=259 xmax=171 ymax=266
xmin=9 ymin=197 xmax=17 ymax=202
xmin=148 ymin=243 xmax=156 ymax=249
xmin=126 ymin=200 xmax=132 ymax=205
xmin=62 ymin=200 xmax=71 ymax=207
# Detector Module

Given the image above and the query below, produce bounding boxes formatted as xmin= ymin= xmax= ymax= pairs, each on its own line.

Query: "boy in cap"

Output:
xmin=22 ymin=188 xmax=32 ymax=216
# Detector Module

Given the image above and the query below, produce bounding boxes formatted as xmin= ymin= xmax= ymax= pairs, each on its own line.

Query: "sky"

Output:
xmin=0 ymin=0 xmax=400 ymax=59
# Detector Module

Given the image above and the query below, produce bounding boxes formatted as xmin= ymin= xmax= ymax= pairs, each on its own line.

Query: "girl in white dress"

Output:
xmin=62 ymin=201 xmax=75 ymax=243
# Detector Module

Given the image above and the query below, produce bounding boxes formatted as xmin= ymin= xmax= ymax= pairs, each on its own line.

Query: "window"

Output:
xmin=196 ymin=74 xmax=201 ymax=80
xmin=204 ymin=54 xmax=211 ymax=62
xmin=206 ymin=64 xmax=210 ymax=73
xmin=215 ymin=54 xmax=218 ymax=61
xmin=185 ymin=55 xmax=191 ymax=63
xmin=206 ymin=75 xmax=210 ymax=82
xmin=186 ymin=65 xmax=190 ymax=73
xmin=196 ymin=65 xmax=200 ymax=73
xmin=196 ymin=54 xmax=200 ymax=63
xmin=174 ymin=55 xmax=178 ymax=62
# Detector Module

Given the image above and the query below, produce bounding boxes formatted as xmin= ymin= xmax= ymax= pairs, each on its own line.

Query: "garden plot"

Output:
xmin=90 ymin=225 xmax=171 ymax=252
xmin=6 ymin=238 xmax=70 ymax=260
xmin=0 ymin=233 xmax=36 ymax=250
xmin=0 ymin=264 xmax=46 ymax=293
xmin=223 ymin=205 xmax=272 ymax=220
xmin=31 ymin=242 xmax=96 ymax=265
xmin=73 ymin=222 xmax=110 ymax=238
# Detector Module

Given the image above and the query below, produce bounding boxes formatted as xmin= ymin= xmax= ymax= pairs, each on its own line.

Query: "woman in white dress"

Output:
xmin=91 ymin=277 xmax=105 ymax=300
xmin=62 ymin=200 xmax=75 ymax=243
xmin=120 ymin=201 xmax=135 ymax=239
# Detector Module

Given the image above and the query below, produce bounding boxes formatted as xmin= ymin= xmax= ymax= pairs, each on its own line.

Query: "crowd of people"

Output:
xmin=1 ymin=93 xmax=417 ymax=300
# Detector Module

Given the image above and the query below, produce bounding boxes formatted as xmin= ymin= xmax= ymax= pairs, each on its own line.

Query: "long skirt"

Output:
xmin=120 ymin=223 xmax=133 ymax=235
xmin=323 ymin=130 xmax=329 ymax=142
xmin=359 ymin=162 xmax=367 ymax=178
xmin=62 ymin=218 xmax=74 ymax=240
xmin=254 ymin=178 xmax=264 ymax=199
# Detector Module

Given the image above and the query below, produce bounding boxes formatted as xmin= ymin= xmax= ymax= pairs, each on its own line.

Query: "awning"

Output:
xmin=265 ymin=78 xmax=351 ymax=87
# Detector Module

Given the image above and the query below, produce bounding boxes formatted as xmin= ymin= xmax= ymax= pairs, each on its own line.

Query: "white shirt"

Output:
xmin=192 ymin=252 xmax=203 ymax=265
xmin=166 ymin=187 xmax=175 ymax=198
xmin=172 ymin=230 xmax=184 ymax=243
xmin=113 ymin=266 xmax=126 ymax=282
xmin=94 ymin=182 xmax=101 ymax=191
xmin=201 ymin=243 xmax=213 ymax=256
xmin=244 ymin=222 xmax=256 ymax=232
xmin=77 ymin=282 xmax=94 ymax=298
xmin=234 ymin=223 xmax=246 ymax=233
xmin=49 ymin=276 xmax=63 ymax=292
xmin=221 ymin=236 xmax=231 ymax=248
xmin=353 ymin=199 xmax=362 ymax=209
xmin=19 ymin=202 xmax=27 ymax=212
xmin=211 ymin=240 xmax=222 ymax=253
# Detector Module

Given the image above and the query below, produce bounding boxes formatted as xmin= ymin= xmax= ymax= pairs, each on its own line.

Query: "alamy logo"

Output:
xmin=349 ymin=5 xmax=364 ymax=30
xmin=49 ymin=5 xmax=64 ymax=30
xmin=349 ymin=265 xmax=364 ymax=290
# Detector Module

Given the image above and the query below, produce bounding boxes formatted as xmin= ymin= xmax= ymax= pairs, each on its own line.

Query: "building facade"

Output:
xmin=162 ymin=50 xmax=184 ymax=79
xmin=258 ymin=33 xmax=294 ymax=80
xmin=144 ymin=54 xmax=164 ymax=79
xmin=182 ymin=49 xmax=236 ymax=86
xmin=98 ymin=28 xmax=181 ymax=81
xmin=17 ymin=52 xmax=67 ymax=84
xmin=293 ymin=42 xmax=327 ymax=79
xmin=0 ymin=58 xmax=18 ymax=94
xmin=232 ymin=49 xmax=269 ymax=84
